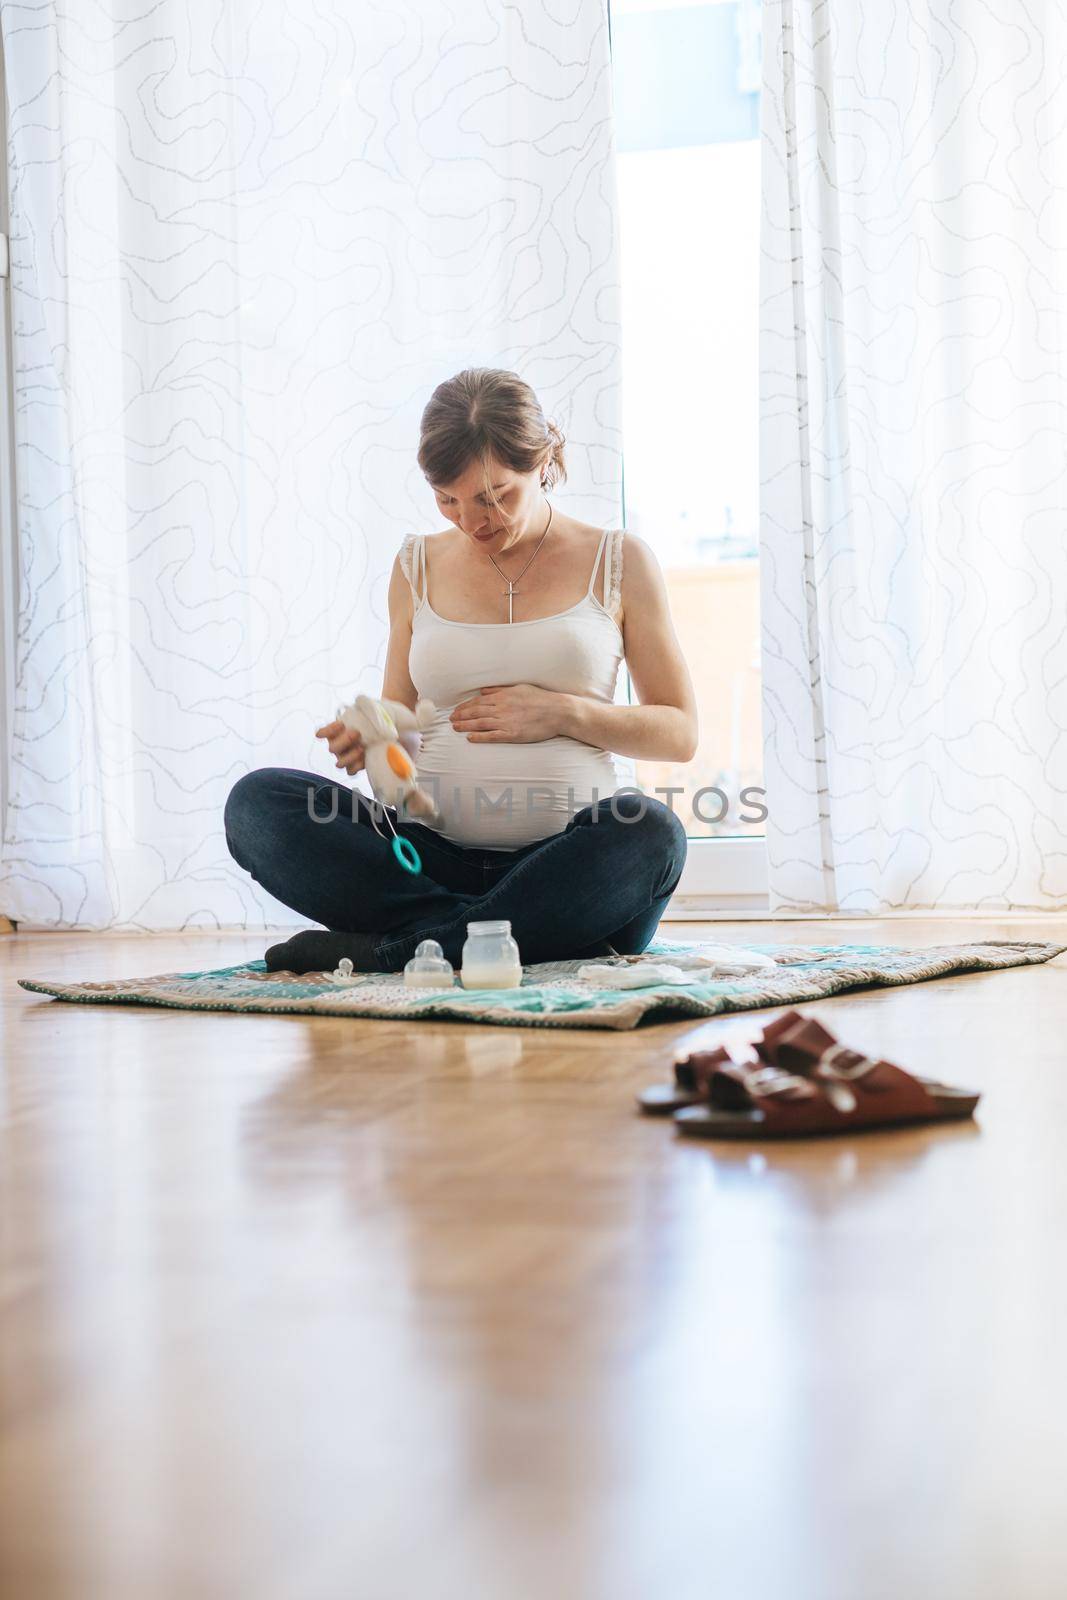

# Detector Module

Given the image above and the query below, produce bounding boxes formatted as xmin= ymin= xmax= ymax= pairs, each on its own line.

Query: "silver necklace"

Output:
xmin=483 ymin=500 xmax=554 ymax=623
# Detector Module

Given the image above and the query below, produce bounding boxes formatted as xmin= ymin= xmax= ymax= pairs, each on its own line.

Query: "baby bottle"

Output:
xmin=403 ymin=939 xmax=455 ymax=989
xmin=460 ymin=920 xmax=523 ymax=990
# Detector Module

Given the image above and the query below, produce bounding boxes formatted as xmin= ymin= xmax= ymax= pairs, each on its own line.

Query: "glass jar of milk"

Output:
xmin=460 ymin=920 xmax=522 ymax=989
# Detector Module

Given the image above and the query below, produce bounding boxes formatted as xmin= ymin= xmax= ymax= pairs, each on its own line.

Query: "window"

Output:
xmin=611 ymin=0 xmax=767 ymax=912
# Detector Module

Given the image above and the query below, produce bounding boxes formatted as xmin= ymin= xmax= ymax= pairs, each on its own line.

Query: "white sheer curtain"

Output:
xmin=0 ymin=2 xmax=621 ymax=931
xmin=760 ymin=0 xmax=1067 ymax=915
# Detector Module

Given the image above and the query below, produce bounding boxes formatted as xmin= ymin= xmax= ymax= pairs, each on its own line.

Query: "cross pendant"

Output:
xmin=503 ymin=580 xmax=517 ymax=623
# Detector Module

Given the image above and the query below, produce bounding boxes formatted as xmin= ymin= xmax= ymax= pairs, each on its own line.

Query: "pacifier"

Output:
xmin=325 ymin=956 xmax=362 ymax=987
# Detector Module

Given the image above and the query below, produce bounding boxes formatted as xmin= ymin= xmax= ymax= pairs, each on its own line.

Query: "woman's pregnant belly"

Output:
xmin=414 ymin=712 xmax=622 ymax=849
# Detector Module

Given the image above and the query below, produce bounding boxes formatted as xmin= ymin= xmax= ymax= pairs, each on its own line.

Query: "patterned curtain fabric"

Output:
xmin=0 ymin=3 xmax=621 ymax=930
xmin=760 ymin=0 xmax=1067 ymax=913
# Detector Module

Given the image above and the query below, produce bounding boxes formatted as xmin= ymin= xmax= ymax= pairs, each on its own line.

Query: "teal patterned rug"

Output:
xmin=17 ymin=935 xmax=1067 ymax=1031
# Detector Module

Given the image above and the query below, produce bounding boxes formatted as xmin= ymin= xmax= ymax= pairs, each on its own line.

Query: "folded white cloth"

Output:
xmin=659 ymin=943 xmax=776 ymax=974
xmin=574 ymin=945 xmax=777 ymax=989
xmin=576 ymin=962 xmax=697 ymax=989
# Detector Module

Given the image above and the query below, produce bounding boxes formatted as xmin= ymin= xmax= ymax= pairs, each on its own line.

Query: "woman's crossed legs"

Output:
xmin=223 ymin=768 xmax=687 ymax=972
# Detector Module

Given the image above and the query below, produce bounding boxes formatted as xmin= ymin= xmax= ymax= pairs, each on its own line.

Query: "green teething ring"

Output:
xmin=392 ymin=834 xmax=422 ymax=875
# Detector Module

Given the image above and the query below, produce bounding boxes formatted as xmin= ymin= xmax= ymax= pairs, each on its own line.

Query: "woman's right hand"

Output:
xmin=315 ymin=718 xmax=366 ymax=775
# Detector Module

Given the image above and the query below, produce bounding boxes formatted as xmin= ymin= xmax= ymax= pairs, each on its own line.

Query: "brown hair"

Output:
xmin=417 ymin=368 xmax=567 ymax=524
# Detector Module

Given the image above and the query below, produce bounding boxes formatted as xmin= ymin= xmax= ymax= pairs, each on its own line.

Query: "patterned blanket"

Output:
xmin=17 ymin=935 xmax=1067 ymax=1031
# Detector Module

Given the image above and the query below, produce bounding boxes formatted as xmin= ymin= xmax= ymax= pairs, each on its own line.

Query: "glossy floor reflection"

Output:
xmin=3 ymin=920 xmax=1066 ymax=1600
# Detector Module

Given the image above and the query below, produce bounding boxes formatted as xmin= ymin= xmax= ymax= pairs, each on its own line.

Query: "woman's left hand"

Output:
xmin=449 ymin=684 xmax=568 ymax=743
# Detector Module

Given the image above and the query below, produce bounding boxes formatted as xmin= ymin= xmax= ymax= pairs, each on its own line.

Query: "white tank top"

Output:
xmin=399 ymin=527 xmax=626 ymax=849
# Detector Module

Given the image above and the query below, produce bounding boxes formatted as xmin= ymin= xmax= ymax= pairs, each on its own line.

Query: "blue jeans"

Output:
xmin=223 ymin=768 xmax=688 ymax=971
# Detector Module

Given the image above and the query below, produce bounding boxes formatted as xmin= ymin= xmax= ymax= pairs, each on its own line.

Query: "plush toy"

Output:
xmin=334 ymin=694 xmax=438 ymax=874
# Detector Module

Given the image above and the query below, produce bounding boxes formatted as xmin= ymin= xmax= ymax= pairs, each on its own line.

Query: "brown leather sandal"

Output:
xmin=672 ymin=1030 xmax=980 ymax=1140
xmin=637 ymin=1009 xmax=810 ymax=1115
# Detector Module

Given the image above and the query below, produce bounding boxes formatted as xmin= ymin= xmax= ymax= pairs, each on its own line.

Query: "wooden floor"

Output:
xmin=3 ymin=919 xmax=1066 ymax=1600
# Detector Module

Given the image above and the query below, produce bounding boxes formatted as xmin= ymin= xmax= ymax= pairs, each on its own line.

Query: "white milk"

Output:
xmin=460 ymin=962 xmax=523 ymax=990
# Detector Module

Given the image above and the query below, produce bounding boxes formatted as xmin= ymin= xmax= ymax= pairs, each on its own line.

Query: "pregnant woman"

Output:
xmin=224 ymin=367 xmax=698 ymax=975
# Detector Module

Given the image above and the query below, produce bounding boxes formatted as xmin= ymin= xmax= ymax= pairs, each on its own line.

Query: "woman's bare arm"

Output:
xmin=380 ymin=553 xmax=419 ymax=709
xmin=315 ymin=554 xmax=417 ymax=774
xmin=557 ymin=534 xmax=698 ymax=762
